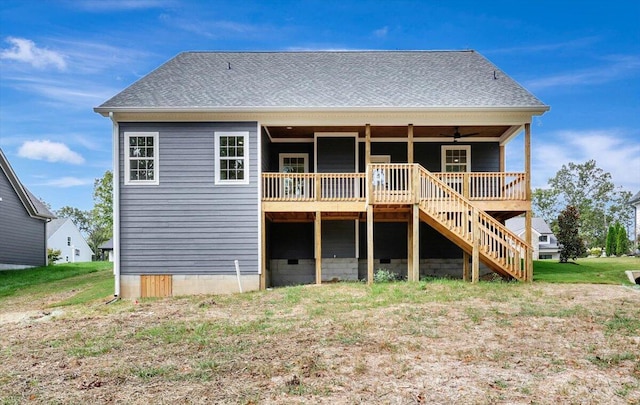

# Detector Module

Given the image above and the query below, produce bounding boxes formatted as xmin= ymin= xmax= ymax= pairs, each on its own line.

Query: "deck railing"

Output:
xmin=434 ymin=172 xmax=526 ymax=200
xmin=262 ymin=172 xmax=366 ymax=201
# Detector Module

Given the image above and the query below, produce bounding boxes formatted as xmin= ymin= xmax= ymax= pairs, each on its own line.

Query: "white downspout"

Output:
xmin=109 ymin=112 xmax=120 ymax=297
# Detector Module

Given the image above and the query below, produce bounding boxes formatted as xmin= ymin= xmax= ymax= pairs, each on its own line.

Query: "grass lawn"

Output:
xmin=533 ymin=256 xmax=640 ymax=284
xmin=0 ymin=262 xmax=113 ymax=305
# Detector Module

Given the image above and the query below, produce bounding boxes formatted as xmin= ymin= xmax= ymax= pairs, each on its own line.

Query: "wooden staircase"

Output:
xmin=416 ymin=166 xmax=529 ymax=281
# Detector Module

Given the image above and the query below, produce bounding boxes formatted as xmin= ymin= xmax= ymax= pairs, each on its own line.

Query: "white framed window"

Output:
xmin=215 ymin=131 xmax=249 ymax=185
xmin=539 ymin=235 xmax=549 ymax=243
xmin=124 ymin=132 xmax=159 ymax=185
xmin=279 ymin=153 xmax=308 ymax=174
xmin=441 ymin=145 xmax=471 ymax=173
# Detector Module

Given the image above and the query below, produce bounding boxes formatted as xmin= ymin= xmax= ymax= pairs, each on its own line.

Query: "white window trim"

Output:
xmin=539 ymin=235 xmax=549 ymax=243
xmin=124 ymin=132 xmax=159 ymax=186
xmin=215 ymin=131 xmax=250 ymax=185
xmin=441 ymin=145 xmax=471 ymax=172
xmin=279 ymin=153 xmax=309 ymax=173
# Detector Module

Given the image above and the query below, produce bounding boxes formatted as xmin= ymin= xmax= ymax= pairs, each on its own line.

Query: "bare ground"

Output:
xmin=1 ymin=282 xmax=639 ymax=404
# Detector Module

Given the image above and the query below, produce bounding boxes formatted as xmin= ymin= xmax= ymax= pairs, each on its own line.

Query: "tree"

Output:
xmin=605 ymin=224 xmax=616 ymax=257
xmin=47 ymin=248 xmax=62 ymax=264
xmin=532 ymin=160 xmax=633 ymax=248
xmin=556 ymin=205 xmax=586 ymax=263
xmin=614 ymin=222 xmax=629 ymax=256
xmin=55 ymin=206 xmax=92 ymax=234
xmin=92 ymin=170 xmax=113 ymax=236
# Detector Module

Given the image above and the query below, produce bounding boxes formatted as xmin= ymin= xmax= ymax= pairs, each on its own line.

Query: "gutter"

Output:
xmin=109 ymin=112 xmax=121 ymax=298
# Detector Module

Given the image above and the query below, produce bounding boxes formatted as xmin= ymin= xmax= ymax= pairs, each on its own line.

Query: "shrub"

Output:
xmin=374 ymin=268 xmax=400 ymax=283
xmin=47 ymin=248 xmax=62 ymax=264
xmin=588 ymin=247 xmax=602 ymax=257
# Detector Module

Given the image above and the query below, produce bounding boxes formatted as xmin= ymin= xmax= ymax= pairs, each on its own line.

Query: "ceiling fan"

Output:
xmin=441 ymin=126 xmax=479 ymax=142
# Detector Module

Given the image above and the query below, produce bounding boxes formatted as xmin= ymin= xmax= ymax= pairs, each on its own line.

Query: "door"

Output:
xmin=279 ymin=153 xmax=308 ymax=198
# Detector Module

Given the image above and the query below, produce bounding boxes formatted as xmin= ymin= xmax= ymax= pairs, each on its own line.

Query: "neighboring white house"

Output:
xmin=99 ymin=238 xmax=113 ymax=262
xmin=506 ymin=217 xmax=560 ymax=260
xmin=631 ymin=191 xmax=640 ymax=253
xmin=46 ymin=218 xmax=93 ymax=263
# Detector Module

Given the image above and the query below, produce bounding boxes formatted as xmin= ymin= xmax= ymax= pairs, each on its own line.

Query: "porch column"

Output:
xmin=260 ymin=212 xmax=267 ymax=290
xmin=315 ymin=211 xmax=322 ymax=285
xmin=499 ymin=145 xmax=505 ymax=172
xmin=463 ymin=251 xmax=470 ymax=282
xmin=525 ymin=123 xmax=533 ymax=282
xmin=407 ymin=124 xmax=414 ymax=164
xmin=472 ymin=207 xmax=480 ymax=283
xmin=367 ymin=205 xmax=374 ymax=285
xmin=365 ymin=124 xmax=371 ymax=166
xmin=409 ymin=204 xmax=420 ymax=281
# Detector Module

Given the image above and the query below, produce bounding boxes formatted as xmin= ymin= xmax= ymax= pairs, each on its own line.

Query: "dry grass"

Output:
xmin=1 ymin=281 xmax=639 ymax=404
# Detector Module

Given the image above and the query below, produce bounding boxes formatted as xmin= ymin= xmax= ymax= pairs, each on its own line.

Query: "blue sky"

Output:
xmin=1 ymin=0 xmax=639 ymax=212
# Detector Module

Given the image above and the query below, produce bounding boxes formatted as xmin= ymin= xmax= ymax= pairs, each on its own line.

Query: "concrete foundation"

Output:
xmin=118 ymin=274 xmax=260 ymax=298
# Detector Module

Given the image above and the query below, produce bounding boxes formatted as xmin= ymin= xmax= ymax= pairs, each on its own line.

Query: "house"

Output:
xmin=506 ymin=217 xmax=560 ymax=260
xmin=46 ymin=218 xmax=93 ymax=263
xmin=0 ymin=148 xmax=56 ymax=269
xmin=99 ymin=238 xmax=113 ymax=262
xmin=95 ymin=51 xmax=549 ymax=298
xmin=631 ymin=191 xmax=640 ymax=253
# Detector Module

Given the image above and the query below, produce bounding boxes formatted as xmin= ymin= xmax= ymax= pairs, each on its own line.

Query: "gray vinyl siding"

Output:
xmin=414 ymin=142 xmax=500 ymax=172
xmin=358 ymin=142 xmax=408 ymax=171
xmin=0 ymin=171 xmax=46 ymax=267
xmin=317 ymin=137 xmax=355 ymax=173
xmin=118 ymin=122 xmax=259 ymax=275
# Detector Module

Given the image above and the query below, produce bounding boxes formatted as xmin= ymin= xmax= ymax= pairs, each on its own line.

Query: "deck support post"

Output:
xmin=472 ymin=207 xmax=480 ymax=283
xmin=463 ymin=251 xmax=470 ymax=282
xmin=525 ymin=123 xmax=533 ymax=282
xmin=315 ymin=211 xmax=322 ymax=285
xmin=409 ymin=204 xmax=420 ymax=282
xmin=499 ymin=145 xmax=505 ymax=172
xmin=260 ymin=212 xmax=267 ymax=290
xmin=367 ymin=204 xmax=374 ymax=285
xmin=365 ymin=124 xmax=371 ymax=166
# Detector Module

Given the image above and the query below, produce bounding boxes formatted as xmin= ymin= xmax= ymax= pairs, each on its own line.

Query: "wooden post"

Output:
xmin=407 ymin=217 xmax=413 ymax=281
xmin=463 ymin=251 xmax=470 ymax=282
xmin=315 ymin=173 xmax=321 ymax=201
xmin=463 ymin=173 xmax=470 ymax=199
xmin=260 ymin=212 xmax=267 ymax=290
xmin=472 ymin=208 xmax=480 ymax=283
xmin=411 ymin=204 xmax=420 ymax=282
xmin=499 ymin=145 xmax=505 ymax=172
xmin=407 ymin=124 xmax=414 ymax=164
xmin=367 ymin=204 xmax=374 ymax=285
xmin=365 ymin=124 xmax=371 ymax=166
xmin=315 ymin=211 xmax=322 ymax=285
xmin=524 ymin=123 xmax=533 ymax=282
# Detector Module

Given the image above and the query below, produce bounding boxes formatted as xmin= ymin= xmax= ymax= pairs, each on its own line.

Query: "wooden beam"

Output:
xmin=365 ymin=124 xmax=371 ymax=166
xmin=525 ymin=210 xmax=533 ymax=282
xmin=315 ymin=211 xmax=322 ymax=285
xmin=463 ymin=251 xmax=470 ymax=282
xmin=525 ymin=123 xmax=531 ymax=200
xmin=411 ymin=204 xmax=420 ymax=282
xmin=472 ymin=208 xmax=480 ymax=283
xmin=367 ymin=204 xmax=374 ymax=285
xmin=260 ymin=212 xmax=267 ymax=290
xmin=407 ymin=124 xmax=414 ymax=164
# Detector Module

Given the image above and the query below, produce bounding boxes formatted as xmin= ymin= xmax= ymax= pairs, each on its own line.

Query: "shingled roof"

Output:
xmin=95 ymin=51 xmax=548 ymax=112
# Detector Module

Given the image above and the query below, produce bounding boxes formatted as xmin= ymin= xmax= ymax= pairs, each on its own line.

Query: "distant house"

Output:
xmin=95 ymin=50 xmax=549 ymax=298
xmin=631 ymin=191 xmax=640 ymax=253
xmin=506 ymin=217 xmax=560 ymax=260
xmin=0 ymin=148 xmax=56 ymax=269
xmin=46 ymin=218 xmax=93 ymax=263
xmin=99 ymin=238 xmax=113 ymax=262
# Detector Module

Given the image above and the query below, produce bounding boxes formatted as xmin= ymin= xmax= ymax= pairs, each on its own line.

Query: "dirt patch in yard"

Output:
xmin=1 ymin=283 xmax=639 ymax=404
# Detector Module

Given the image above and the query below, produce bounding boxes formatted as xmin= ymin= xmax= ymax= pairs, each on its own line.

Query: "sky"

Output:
xmin=1 ymin=0 xmax=639 ymax=213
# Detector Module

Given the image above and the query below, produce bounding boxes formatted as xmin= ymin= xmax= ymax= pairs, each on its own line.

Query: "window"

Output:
xmin=539 ymin=254 xmax=552 ymax=260
xmin=67 ymin=237 xmax=71 ymax=246
xmin=279 ymin=153 xmax=308 ymax=197
xmin=124 ymin=132 xmax=159 ymax=185
xmin=215 ymin=132 xmax=249 ymax=184
xmin=539 ymin=235 xmax=549 ymax=243
xmin=441 ymin=145 xmax=471 ymax=173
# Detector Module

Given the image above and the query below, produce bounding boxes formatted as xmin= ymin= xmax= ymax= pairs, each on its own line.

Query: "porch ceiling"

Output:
xmin=265 ymin=125 xmax=512 ymax=140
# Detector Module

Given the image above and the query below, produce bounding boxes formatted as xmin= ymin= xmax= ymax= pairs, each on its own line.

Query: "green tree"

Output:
xmin=532 ymin=160 xmax=633 ymax=248
xmin=614 ymin=222 xmax=629 ymax=256
xmin=556 ymin=205 xmax=586 ymax=263
xmin=55 ymin=206 xmax=91 ymax=234
xmin=605 ymin=224 xmax=616 ymax=257
xmin=47 ymin=248 xmax=62 ymax=264
xmin=92 ymin=170 xmax=113 ymax=236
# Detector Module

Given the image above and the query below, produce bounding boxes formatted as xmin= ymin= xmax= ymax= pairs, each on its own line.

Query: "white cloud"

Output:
xmin=18 ymin=140 xmax=85 ymax=164
xmin=42 ymin=177 xmax=93 ymax=188
xmin=73 ymin=0 xmax=173 ymax=11
xmin=0 ymin=37 xmax=66 ymax=70
xmin=526 ymin=129 xmax=640 ymax=191
xmin=373 ymin=26 xmax=389 ymax=38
